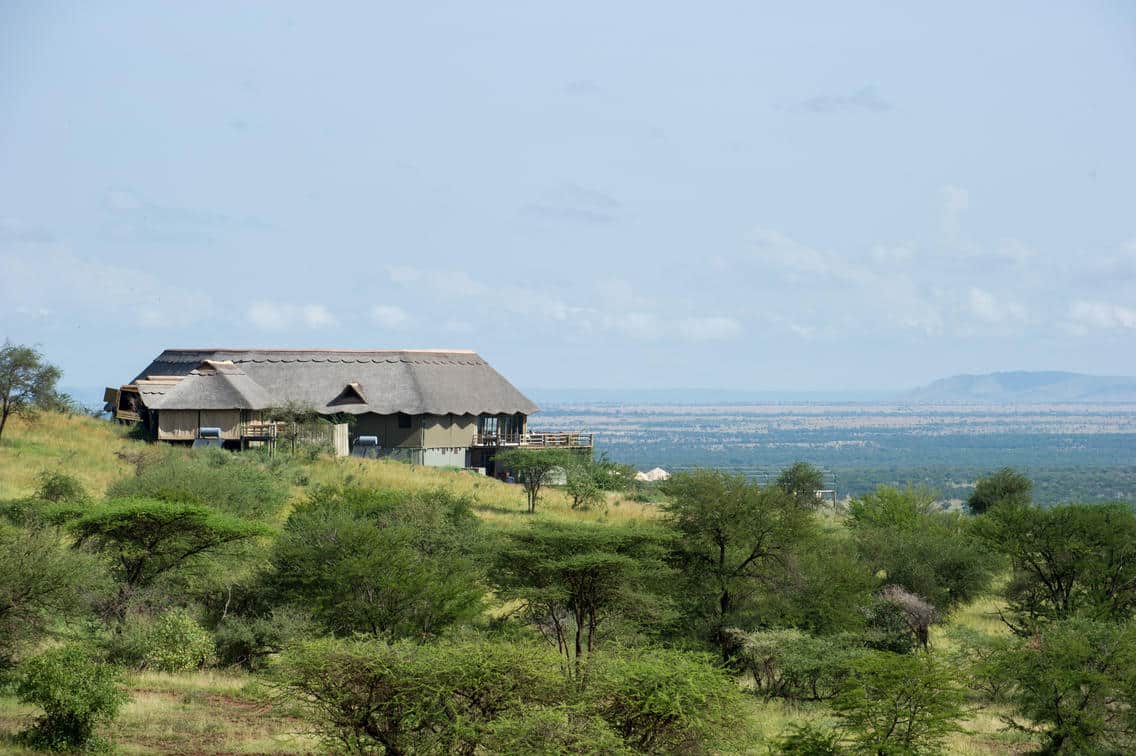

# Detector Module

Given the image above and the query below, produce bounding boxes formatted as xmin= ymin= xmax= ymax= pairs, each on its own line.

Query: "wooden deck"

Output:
xmin=472 ymin=431 xmax=594 ymax=448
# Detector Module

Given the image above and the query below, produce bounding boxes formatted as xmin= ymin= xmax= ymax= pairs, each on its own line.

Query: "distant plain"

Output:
xmin=536 ymin=402 xmax=1136 ymax=505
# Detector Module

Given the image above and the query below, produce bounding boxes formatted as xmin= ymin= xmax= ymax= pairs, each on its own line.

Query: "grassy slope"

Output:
xmin=0 ymin=413 xmax=1038 ymax=754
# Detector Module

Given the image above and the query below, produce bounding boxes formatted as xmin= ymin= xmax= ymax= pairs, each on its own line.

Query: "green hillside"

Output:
xmin=2 ymin=413 xmax=1132 ymax=754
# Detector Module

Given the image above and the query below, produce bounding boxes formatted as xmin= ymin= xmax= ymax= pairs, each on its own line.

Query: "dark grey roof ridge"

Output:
xmin=160 ymin=348 xmax=477 ymax=354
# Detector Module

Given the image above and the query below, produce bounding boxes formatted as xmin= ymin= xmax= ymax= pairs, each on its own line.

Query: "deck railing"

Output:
xmin=241 ymin=421 xmax=285 ymax=439
xmin=473 ymin=431 xmax=594 ymax=448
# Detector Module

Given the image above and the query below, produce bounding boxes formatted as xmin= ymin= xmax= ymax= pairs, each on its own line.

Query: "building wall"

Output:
xmin=353 ymin=413 xmax=422 ymax=448
xmin=158 ymin=410 xmax=198 ymax=440
xmin=421 ymin=447 xmax=470 ymax=467
xmin=201 ymin=410 xmax=241 ymax=439
xmin=420 ymin=413 xmax=478 ymax=448
xmin=157 ymin=409 xmax=241 ymax=440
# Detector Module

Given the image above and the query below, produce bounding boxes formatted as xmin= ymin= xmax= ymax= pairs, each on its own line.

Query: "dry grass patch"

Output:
xmin=0 ymin=413 xmax=134 ymax=500
xmin=0 ymin=669 xmax=318 ymax=755
xmin=302 ymin=456 xmax=659 ymax=527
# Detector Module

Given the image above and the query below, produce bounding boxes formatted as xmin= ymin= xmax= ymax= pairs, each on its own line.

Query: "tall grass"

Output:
xmin=0 ymin=413 xmax=134 ymax=500
xmin=0 ymin=670 xmax=318 ymax=754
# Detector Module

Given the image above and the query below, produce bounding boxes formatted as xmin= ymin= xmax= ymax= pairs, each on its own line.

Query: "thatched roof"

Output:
xmin=146 ymin=361 xmax=275 ymax=411
xmin=128 ymin=349 xmax=538 ymax=416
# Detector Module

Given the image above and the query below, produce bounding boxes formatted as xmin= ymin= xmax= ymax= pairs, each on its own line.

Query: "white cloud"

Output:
xmin=371 ymin=305 xmax=411 ymax=328
xmin=941 ymin=185 xmax=969 ymax=236
xmin=1068 ymin=301 xmax=1136 ymax=330
xmin=443 ymin=319 xmax=474 ymax=334
xmin=0 ymin=244 xmax=207 ymax=327
xmin=748 ymin=227 xmax=874 ymax=285
xmin=870 ymin=244 xmax=915 ymax=264
xmin=992 ymin=239 xmax=1036 ymax=264
xmin=610 ymin=312 xmax=663 ymax=341
xmin=677 ymin=316 xmax=742 ymax=341
xmin=388 ymin=265 xmax=575 ymax=322
xmin=247 ymin=301 xmax=337 ymax=330
xmin=966 ymin=287 xmax=1028 ymax=325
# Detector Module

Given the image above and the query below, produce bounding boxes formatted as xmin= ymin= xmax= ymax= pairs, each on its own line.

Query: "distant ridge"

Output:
xmin=906 ymin=371 xmax=1136 ymax=402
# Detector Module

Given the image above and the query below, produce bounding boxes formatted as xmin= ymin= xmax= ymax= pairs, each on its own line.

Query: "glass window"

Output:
xmin=398 ymin=413 xmax=412 ymax=429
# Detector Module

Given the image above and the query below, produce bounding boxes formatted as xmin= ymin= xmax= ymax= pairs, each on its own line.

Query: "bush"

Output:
xmin=988 ymin=617 xmax=1136 ymax=753
xmin=214 ymin=607 xmax=315 ymax=671
xmin=859 ymin=596 xmax=916 ymax=654
xmin=270 ymin=486 xmax=486 ymax=638
xmin=769 ymin=723 xmax=845 ymax=755
xmin=731 ymin=629 xmax=861 ymax=702
xmin=0 ymin=524 xmax=106 ymax=667
xmin=591 ymin=647 xmax=751 ymax=754
xmin=139 ymin=609 xmax=214 ymax=672
xmin=831 ymin=650 xmax=965 ymax=754
xmin=274 ymin=635 xmax=746 ymax=755
xmin=106 ymin=450 xmax=289 ymax=519
xmin=851 ymin=487 xmax=998 ymax=613
xmin=755 ymin=533 xmax=877 ymax=635
xmin=16 ymin=645 xmax=128 ymax=750
xmin=483 ymin=705 xmax=631 ymax=754
xmin=272 ymin=634 xmax=566 ymax=753
xmin=35 ymin=470 xmax=89 ymax=503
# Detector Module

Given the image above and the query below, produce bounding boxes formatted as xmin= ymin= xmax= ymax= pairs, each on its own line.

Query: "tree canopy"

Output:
xmin=661 ymin=469 xmax=812 ymax=655
xmin=977 ymin=501 xmax=1136 ymax=632
xmin=493 ymin=448 xmax=576 ymax=513
xmin=270 ymin=486 xmax=486 ymax=638
xmin=0 ymin=341 xmax=65 ymax=442
xmin=967 ymin=467 xmax=1032 ymax=514
xmin=70 ymin=498 xmax=268 ymax=616
xmin=492 ymin=520 xmax=673 ymax=676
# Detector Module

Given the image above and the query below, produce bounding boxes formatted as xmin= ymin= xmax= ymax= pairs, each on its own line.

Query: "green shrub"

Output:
xmin=755 ymin=534 xmax=877 ymax=635
xmin=0 ymin=524 xmax=106 ymax=667
xmin=214 ymin=607 xmax=315 ymax=671
xmin=591 ymin=647 xmax=751 ymax=754
xmin=832 ymin=650 xmax=965 ymax=754
xmin=16 ymin=645 xmax=128 ymax=750
xmin=483 ymin=705 xmax=631 ymax=754
xmin=106 ymin=450 xmax=289 ymax=519
xmin=271 ymin=486 xmax=486 ymax=638
xmin=273 ymin=634 xmax=567 ymax=753
xmin=35 ymin=470 xmax=89 ymax=504
xmin=139 ymin=609 xmax=214 ymax=672
xmin=987 ymin=617 xmax=1136 ymax=754
xmin=732 ymin=629 xmax=861 ymax=702
xmin=860 ymin=596 xmax=916 ymax=654
xmin=769 ymin=723 xmax=845 ymax=755
xmin=109 ymin=609 xmax=215 ymax=671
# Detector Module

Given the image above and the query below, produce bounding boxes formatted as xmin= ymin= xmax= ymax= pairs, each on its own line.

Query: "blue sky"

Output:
xmin=2 ymin=1 xmax=1135 ymax=394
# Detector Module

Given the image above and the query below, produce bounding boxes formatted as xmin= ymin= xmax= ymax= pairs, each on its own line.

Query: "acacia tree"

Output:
xmin=661 ymin=469 xmax=813 ymax=657
xmin=0 ymin=525 xmax=106 ymax=666
xmin=270 ymin=486 xmax=486 ymax=638
xmin=69 ymin=498 xmax=269 ymax=619
xmin=967 ymin=467 xmax=1032 ymax=514
xmin=492 ymin=521 xmax=672 ymax=678
xmin=263 ymin=400 xmax=326 ymax=454
xmin=976 ymin=502 xmax=1136 ymax=633
xmin=832 ymin=650 xmax=965 ymax=754
xmin=775 ymin=461 xmax=826 ymax=509
xmin=493 ymin=449 xmax=574 ymax=513
xmin=849 ymin=486 xmax=999 ymax=613
xmin=0 ymin=341 xmax=64 ymax=442
xmin=988 ymin=617 xmax=1136 ymax=754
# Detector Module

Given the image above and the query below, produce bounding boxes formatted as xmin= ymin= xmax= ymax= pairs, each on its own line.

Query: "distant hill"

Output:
xmin=906 ymin=371 xmax=1136 ymax=402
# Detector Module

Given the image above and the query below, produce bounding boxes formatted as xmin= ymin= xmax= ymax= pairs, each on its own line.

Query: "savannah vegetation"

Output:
xmin=2 ymin=348 xmax=1136 ymax=753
